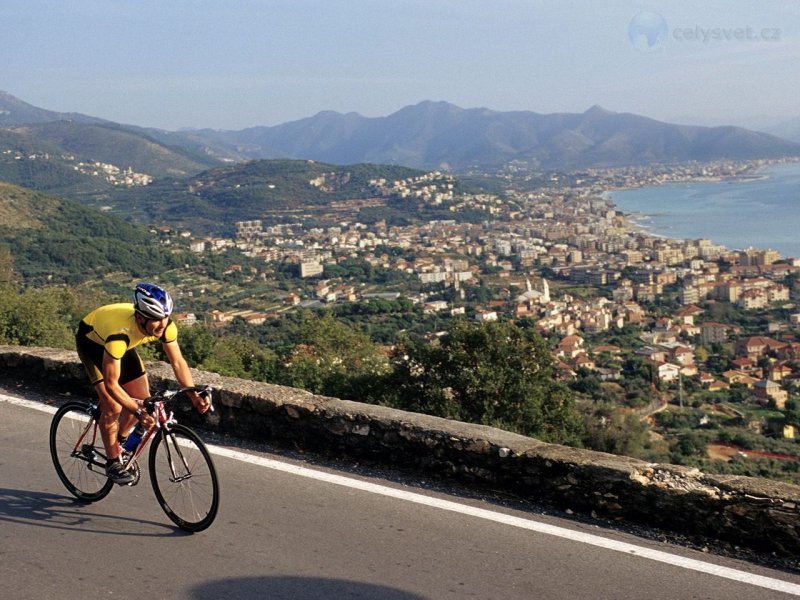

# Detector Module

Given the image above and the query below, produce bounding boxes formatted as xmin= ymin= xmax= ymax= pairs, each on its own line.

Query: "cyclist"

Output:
xmin=75 ymin=282 xmax=211 ymax=485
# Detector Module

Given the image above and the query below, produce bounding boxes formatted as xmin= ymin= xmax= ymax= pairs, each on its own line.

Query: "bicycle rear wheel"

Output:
xmin=50 ymin=402 xmax=114 ymax=501
xmin=148 ymin=423 xmax=219 ymax=532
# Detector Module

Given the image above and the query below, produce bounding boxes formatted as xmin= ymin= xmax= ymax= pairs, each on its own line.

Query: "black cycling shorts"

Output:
xmin=76 ymin=321 xmax=146 ymax=386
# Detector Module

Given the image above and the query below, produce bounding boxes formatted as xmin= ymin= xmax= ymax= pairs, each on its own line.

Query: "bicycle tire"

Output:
xmin=148 ymin=423 xmax=219 ymax=532
xmin=50 ymin=401 xmax=114 ymax=502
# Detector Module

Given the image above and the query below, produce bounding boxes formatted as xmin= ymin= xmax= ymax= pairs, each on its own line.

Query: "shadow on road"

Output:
xmin=0 ymin=487 xmax=185 ymax=536
xmin=191 ymin=576 xmax=428 ymax=600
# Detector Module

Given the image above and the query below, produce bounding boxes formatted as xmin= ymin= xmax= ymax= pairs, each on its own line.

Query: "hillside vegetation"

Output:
xmin=0 ymin=181 xmax=49 ymax=228
xmin=10 ymin=121 xmax=218 ymax=176
xmin=0 ymin=182 xmax=189 ymax=284
xmin=0 ymin=121 xmax=219 ymax=197
xmin=112 ymin=159 xmax=429 ymax=234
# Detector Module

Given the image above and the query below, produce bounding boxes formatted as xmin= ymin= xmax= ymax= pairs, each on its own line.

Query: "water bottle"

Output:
xmin=123 ymin=423 xmax=145 ymax=453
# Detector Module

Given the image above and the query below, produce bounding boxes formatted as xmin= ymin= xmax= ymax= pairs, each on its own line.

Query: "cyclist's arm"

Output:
xmin=163 ymin=340 xmax=211 ymax=413
xmin=162 ymin=339 xmax=194 ymax=387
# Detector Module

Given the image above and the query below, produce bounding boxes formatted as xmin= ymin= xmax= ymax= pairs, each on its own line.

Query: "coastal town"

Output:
xmin=157 ymin=159 xmax=800 ymax=457
xmin=3 ymin=125 xmax=800 ymax=481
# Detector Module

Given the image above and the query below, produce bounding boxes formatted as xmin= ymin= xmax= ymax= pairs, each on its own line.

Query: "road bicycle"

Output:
xmin=49 ymin=385 xmax=220 ymax=532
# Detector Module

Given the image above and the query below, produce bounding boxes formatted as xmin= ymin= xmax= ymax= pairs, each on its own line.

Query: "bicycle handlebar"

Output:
xmin=143 ymin=385 xmax=214 ymax=411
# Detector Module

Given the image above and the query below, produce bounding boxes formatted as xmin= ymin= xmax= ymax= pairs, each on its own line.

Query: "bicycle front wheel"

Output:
xmin=148 ymin=423 xmax=219 ymax=532
xmin=50 ymin=402 xmax=114 ymax=502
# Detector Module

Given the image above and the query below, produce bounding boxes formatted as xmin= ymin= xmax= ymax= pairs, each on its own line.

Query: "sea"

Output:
xmin=608 ymin=161 xmax=800 ymax=259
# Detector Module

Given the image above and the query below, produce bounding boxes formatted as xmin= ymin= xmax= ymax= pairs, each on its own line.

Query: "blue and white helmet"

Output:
xmin=133 ymin=282 xmax=173 ymax=319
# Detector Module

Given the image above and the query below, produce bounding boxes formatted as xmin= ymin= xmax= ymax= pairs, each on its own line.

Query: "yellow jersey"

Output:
xmin=79 ymin=303 xmax=178 ymax=359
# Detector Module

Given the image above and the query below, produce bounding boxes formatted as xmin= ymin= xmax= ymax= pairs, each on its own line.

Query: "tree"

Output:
xmin=0 ymin=284 xmax=89 ymax=349
xmin=0 ymin=246 xmax=12 ymax=283
xmin=671 ymin=431 xmax=708 ymax=460
xmin=176 ymin=324 xmax=217 ymax=367
xmin=695 ymin=345 xmax=709 ymax=363
xmin=785 ymin=399 xmax=800 ymax=427
xmin=387 ymin=320 xmax=583 ymax=445
xmin=581 ymin=406 xmax=651 ymax=458
xmin=274 ymin=313 xmax=390 ymax=400
xmin=201 ymin=334 xmax=276 ymax=381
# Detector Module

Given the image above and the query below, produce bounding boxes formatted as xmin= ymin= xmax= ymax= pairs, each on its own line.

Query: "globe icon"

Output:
xmin=628 ymin=12 xmax=668 ymax=52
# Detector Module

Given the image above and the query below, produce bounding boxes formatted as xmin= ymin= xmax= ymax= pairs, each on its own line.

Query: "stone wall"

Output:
xmin=2 ymin=345 xmax=799 ymax=555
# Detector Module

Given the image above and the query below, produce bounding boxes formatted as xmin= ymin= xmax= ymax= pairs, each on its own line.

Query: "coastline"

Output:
xmin=606 ymin=159 xmax=780 ymax=194
xmin=602 ymin=159 xmax=800 ymax=256
xmin=619 ymin=212 xmax=674 ymax=243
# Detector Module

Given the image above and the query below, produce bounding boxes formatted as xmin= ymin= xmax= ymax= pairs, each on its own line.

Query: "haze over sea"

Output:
xmin=609 ymin=162 xmax=800 ymax=259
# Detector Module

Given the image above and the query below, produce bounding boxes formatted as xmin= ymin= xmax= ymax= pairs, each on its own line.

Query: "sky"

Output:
xmin=2 ymin=0 xmax=799 ymax=131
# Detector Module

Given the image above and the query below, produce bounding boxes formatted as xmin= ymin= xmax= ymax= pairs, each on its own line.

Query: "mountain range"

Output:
xmin=1 ymin=91 xmax=799 ymax=173
xmin=670 ymin=113 xmax=800 ymax=145
xmin=191 ymin=102 xmax=800 ymax=170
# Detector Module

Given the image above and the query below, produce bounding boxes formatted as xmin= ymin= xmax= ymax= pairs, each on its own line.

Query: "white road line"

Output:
xmin=1 ymin=394 xmax=59 ymax=413
xmin=5 ymin=393 xmax=800 ymax=596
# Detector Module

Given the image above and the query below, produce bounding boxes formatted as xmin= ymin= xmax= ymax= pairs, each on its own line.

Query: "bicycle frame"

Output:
xmin=68 ymin=404 xmax=108 ymax=472
xmin=67 ymin=392 xmax=187 ymax=481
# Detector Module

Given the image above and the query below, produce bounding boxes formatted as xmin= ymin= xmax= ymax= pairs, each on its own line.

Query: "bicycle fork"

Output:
xmin=163 ymin=430 xmax=194 ymax=483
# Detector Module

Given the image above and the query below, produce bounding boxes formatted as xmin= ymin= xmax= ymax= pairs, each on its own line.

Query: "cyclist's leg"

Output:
xmin=76 ymin=331 xmax=137 ymax=484
xmin=76 ymin=335 xmax=121 ymax=461
xmin=95 ymin=379 xmax=139 ymax=484
xmin=94 ymin=381 xmax=123 ymax=461
xmin=117 ymin=350 xmax=150 ymax=438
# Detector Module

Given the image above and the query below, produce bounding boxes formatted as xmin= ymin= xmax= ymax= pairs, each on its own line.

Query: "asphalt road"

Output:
xmin=2 ymin=393 xmax=800 ymax=600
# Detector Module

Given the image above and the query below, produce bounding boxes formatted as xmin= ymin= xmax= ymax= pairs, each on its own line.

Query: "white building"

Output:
xmin=300 ymin=261 xmax=324 ymax=278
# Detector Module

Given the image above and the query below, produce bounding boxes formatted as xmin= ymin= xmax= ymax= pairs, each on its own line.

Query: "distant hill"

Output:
xmin=0 ymin=91 xmax=221 ymax=196
xmin=672 ymin=113 xmax=800 ymax=145
xmin=765 ymin=116 xmax=800 ymax=144
xmin=0 ymin=181 xmax=187 ymax=284
xmin=189 ymin=101 xmax=800 ymax=170
xmin=124 ymin=125 xmax=250 ymax=164
xmin=114 ymin=159 xmax=427 ymax=235
xmin=0 ymin=120 xmax=220 ymax=195
xmin=0 ymin=90 xmax=105 ymax=126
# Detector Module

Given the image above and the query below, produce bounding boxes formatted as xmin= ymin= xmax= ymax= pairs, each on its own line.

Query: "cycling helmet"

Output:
xmin=133 ymin=282 xmax=173 ymax=319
